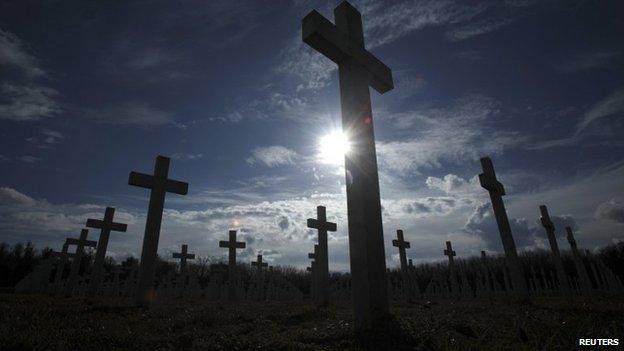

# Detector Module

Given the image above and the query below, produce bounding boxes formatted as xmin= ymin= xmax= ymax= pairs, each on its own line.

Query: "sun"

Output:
xmin=319 ymin=130 xmax=351 ymax=165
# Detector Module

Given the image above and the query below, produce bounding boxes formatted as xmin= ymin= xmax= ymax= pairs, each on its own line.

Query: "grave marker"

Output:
xmin=302 ymin=1 xmax=393 ymax=330
xmin=64 ymin=229 xmax=97 ymax=297
xmin=539 ymin=205 xmax=570 ymax=295
xmin=307 ymin=205 xmax=336 ymax=306
xmin=173 ymin=244 xmax=195 ymax=292
xmin=443 ymin=241 xmax=459 ymax=296
xmin=129 ymin=155 xmax=188 ymax=306
xmin=479 ymin=157 xmax=528 ymax=298
xmin=565 ymin=227 xmax=593 ymax=296
xmin=392 ymin=230 xmax=410 ymax=273
xmin=52 ymin=240 xmax=75 ymax=295
xmin=85 ymin=207 xmax=128 ymax=297
xmin=219 ymin=230 xmax=246 ymax=301
xmin=251 ymin=254 xmax=268 ymax=272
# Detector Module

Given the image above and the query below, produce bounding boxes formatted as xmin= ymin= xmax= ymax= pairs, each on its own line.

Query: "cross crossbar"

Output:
xmin=302 ymin=3 xmax=393 ymax=94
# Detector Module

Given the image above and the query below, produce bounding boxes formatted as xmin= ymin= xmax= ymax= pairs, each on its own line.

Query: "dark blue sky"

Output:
xmin=1 ymin=0 xmax=623 ymax=270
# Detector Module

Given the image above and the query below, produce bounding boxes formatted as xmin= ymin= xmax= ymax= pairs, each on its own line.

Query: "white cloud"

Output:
xmin=576 ymin=88 xmax=624 ymax=135
xmin=377 ymin=94 xmax=524 ymax=173
xmin=247 ymin=146 xmax=298 ymax=167
xmin=276 ymin=37 xmax=336 ymax=92
xmin=0 ymin=29 xmax=59 ymax=122
xmin=595 ymin=199 xmax=624 ymax=223
xmin=464 ymin=202 xmax=539 ymax=250
xmin=425 ymin=174 xmax=480 ymax=195
xmin=359 ymin=0 xmax=490 ymax=47
xmin=463 ymin=202 xmax=578 ymax=251
xmin=0 ymin=187 xmax=140 ymax=258
xmin=2 ymin=160 xmax=623 ymax=270
xmin=0 ymin=83 xmax=59 ymax=121
xmin=0 ymin=187 xmax=37 ymax=207
xmin=0 ymin=28 xmax=46 ymax=78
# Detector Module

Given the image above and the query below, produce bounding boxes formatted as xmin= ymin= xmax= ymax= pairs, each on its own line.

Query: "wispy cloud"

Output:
xmin=556 ymin=51 xmax=620 ymax=73
xmin=278 ymin=0 xmax=540 ymax=96
xmin=102 ymin=41 xmax=187 ymax=82
xmin=576 ymin=88 xmax=624 ymax=135
xmin=377 ymin=94 xmax=525 ymax=173
xmin=530 ymin=88 xmax=624 ymax=150
xmin=0 ymin=83 xmax=59 ymax=121
xmin=16 ymin=155 xmax=40 ymax=163
xmin=446 ymin=16 xmax=513 ymax=41
xmin=25 ymin=129 xmax=64 ymax=147
xmin=0 ymin=29 xmax=59 ymax=121
xmin=359 ymin=0 xmax=490 ymax=47
xmin=0 ymin=29 xmax=46 ymax=78
xmin=0 ymin=187 xmax=37 ymax=206
xmin=276 ymin=36 xmax=336 ymax=93
xmin=84 ymin=101 xmax=174 ymax=126
xmin=171 ymin=153 xmax=203 ymax=161
xmin=247 ymin=146 xmax=299 ymax=167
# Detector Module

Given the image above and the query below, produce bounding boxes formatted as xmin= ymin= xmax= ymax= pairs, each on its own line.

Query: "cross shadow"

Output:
xmin=356 ymin=313 xmax=427 ymax=351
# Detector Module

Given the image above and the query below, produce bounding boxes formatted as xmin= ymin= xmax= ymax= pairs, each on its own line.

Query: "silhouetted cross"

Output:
xmin=251 ymin=254 xmax=268 ymax=271
xmin=392 ymin=229 xmax=410 ymax=272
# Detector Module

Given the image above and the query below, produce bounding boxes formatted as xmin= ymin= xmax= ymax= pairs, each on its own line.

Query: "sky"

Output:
xmin=0 ymin=0 xmax=623 ymax=272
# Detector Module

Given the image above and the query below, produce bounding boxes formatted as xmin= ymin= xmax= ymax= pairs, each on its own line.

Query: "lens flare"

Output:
xmin=319 ymin=131 xmax=351 ymax=165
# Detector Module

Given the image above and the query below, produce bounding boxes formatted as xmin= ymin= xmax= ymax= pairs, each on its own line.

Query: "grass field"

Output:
xmin=0 ymin=294 xmax=622 ymax=350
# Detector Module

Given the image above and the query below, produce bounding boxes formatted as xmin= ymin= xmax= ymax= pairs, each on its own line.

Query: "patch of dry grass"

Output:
xmin=0 ymin=294 xmax=622 ymax=350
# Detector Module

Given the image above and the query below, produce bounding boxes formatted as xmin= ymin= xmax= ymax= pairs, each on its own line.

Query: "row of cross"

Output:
xmin=40 ymin=151 xmax=615 ymax=305
xmin=45 ymin=155 xmax=278 ymax=303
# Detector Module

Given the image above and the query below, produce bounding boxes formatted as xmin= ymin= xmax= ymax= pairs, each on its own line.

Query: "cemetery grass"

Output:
xmin=0 ymin=294 xmax=622 ymax=351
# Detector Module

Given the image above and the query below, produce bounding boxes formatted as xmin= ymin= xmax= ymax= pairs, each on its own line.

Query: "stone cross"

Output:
xmin=110 ymin=266 xmax=124 ymax=297
xmin=308 ymin=260 xmax=317 ymax=301
xmin=129 ymin=155 xmax=188 ymax=307
xmin=173 ymin=244 xmax=195 ymax=297
xmin=52 ymin=240 xmax=75 ymax=295
xmin=307 ymin=205 xmax=336 ymax=306
xmin=443 ymin=241 xmax=456 ymax=264
xmin=219 ymin=230 xmax=246 ymax=301
xmin=35 ymin=254 xmax=58 ymax=293
xmin=392 ymin=230 xmax=410 ymax=273
xmin=565 ymin=226 xmax=593 ymax=296
xmin=85 ymin=206 xmax=128 ymax=297
xmin=173 ymin=244 xmax=195 ymax=279
xmin=539 ymin=205 xmax=570 ymax=295
xmin=479 ymin=156 xmax=528 ymax=298
xmin=64 ymin=229 xmax=97 ymax=297
xmin=302 ymin=1 xmax=393 ymax=331
xmin=307 ymin=244 xmax=319 ymax=303
xmin=251 ymin=254 xmax=268 ymax=272
xmin=443 ymin=241 xmax=459 ymax=295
